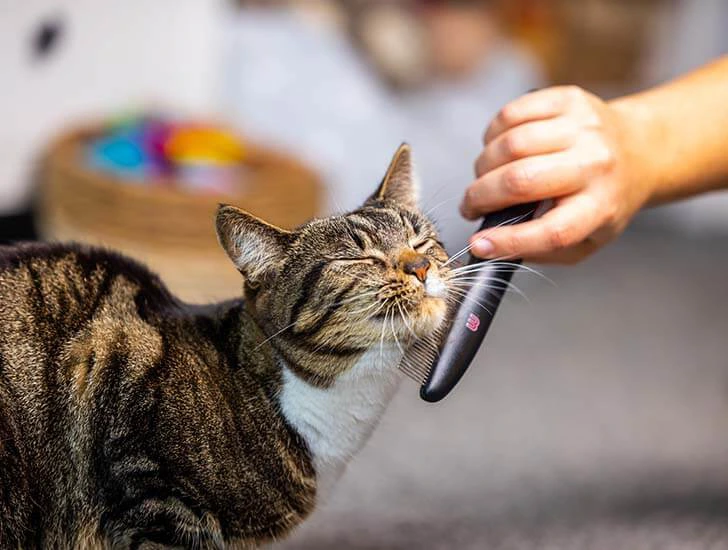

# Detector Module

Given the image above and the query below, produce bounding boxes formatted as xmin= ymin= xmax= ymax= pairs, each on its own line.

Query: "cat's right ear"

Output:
xmin=216 ymin=205 xmax=290 ymax=283
xmin=365 ymin=143 xmax=418 ymax=210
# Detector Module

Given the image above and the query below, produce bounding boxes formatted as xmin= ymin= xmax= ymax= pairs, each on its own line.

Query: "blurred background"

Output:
xmin=3 ymin=0 xmax=728 ymax=548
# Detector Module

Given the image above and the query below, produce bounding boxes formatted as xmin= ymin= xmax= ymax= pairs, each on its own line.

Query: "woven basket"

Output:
xmin=38 ymin=124 xmax=322 ymax=303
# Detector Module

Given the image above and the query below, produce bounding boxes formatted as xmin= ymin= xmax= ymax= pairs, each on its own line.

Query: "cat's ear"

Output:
xmin=216 ymin=205 xmax=290 ymax=283
xmin=366 ymin=143 xmax=419 ymax=210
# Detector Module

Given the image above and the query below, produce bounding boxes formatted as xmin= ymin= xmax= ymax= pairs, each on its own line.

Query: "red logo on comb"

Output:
xmin=466 ymin=313 xmax=480 ymax=332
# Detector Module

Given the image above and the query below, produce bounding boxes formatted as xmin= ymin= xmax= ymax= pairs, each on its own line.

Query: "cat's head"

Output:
xmin=216 ymin=144 xmax=451 ymax=385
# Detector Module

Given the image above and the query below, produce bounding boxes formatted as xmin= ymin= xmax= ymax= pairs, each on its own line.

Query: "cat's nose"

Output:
xmin=401 ymin=252 xmax=431 ymax=283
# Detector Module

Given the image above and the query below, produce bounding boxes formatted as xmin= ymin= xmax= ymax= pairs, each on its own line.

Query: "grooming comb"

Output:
xmin=399 ymin=202 xmax=543 ymax=402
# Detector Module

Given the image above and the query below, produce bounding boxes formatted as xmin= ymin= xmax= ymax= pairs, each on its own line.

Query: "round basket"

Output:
xmin=38 ymin=124 xmax=323 ymax=303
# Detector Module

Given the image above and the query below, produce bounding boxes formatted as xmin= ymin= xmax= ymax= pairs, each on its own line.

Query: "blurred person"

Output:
xmin=461 ymin=55 xmax=728 ymax=263
xmin=224 ymin=0 xmax=541 ymax=251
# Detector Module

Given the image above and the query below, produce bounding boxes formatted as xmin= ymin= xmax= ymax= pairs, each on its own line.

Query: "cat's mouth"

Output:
xmin=415 ymin=296 xmax=448 ymax=334
xmin=388 ymin=295 xmax=448 ymax=341
xmin=366 ymin=270 xmax=450 ymax=342
xmin=423 ymin=271 xmax=447 ymax=299
xmin=420 ymin=274 xmax=449 ymax=326
xmin=394 ymin=271 xmax=449 ymax=338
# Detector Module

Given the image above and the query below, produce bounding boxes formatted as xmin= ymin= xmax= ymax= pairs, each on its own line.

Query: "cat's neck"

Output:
xmin=202 ymin=300 xmax=404 ymax=500
xmin=278 ymin=346 xmax=403 ymax=501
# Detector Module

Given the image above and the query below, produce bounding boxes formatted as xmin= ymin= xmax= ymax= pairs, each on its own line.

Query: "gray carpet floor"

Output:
xmin=278 ymin=228 xmax=728 ymax=549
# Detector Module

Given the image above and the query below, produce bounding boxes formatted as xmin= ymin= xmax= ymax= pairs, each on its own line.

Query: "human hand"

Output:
xmin=460 ymin=86 xmax=654 ymax=263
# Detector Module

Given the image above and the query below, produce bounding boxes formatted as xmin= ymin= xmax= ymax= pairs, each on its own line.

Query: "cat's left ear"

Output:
xmin=216 ymin=205 xmax=290 ymax=283
xmin=366 ymin=143 xmax=419 ymax=210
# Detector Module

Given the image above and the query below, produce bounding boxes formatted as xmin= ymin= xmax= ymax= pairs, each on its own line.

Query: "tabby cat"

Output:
xmin=0 ymin=145 xmax=451 ymax=549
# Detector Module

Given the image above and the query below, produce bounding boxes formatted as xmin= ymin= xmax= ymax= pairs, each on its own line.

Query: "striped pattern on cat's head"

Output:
xmin=216 ymin=144 xmax=450 ymax=387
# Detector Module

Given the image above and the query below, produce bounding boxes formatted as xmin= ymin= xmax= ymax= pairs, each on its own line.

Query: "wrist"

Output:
xmin=608 ymin=94 xmax=666 ymax=208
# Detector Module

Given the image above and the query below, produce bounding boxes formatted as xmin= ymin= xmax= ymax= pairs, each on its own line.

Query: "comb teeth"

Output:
xmin=398 ymin=325 xmax=447 ymax=385
xmin=398 ymin=295 xmax=459 ymax=386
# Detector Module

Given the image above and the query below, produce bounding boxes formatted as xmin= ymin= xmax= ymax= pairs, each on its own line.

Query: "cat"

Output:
xmin=0 ymin=144 xmax=451 ymax=549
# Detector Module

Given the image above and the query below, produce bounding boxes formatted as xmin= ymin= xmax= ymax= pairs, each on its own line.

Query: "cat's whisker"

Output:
xmin=446 ymin=266 xmax=525 ymax=280
xmin=448 ymin=272 xmax=529 ymax=292
xmin=348 ymin=301 xmax=385 ymax=318
xmin=441 ymin=213 xmax=534 ymax=268
xmin=423 ymin=196 xmax=460 ymax=218
xmin=345 ymin=272 xmax=379 ymax=284
xmin=422 ymin=179 xmax=461 ymax=213
xmin=369 ymin=300 xmax=390 ymax=318
xmin=254 ymin=320 xmax=299 ymax=351
xmin=447 ymin=251 xmax=523 ymax=272
xmin=441 ymin=242 xmax=477 ymax=267
xmin=486 ymin=263 xmax=555 ymax=286
xmin=448 ymin=278 xmax=530 ymax=303
xmin=447 ymin=265 xmax=495 ymax=276
xmin=446 ymin=271 xmax=545 ymax=297
xmin=447 ymin=296 xmax=493 ymax=317
xmin=379 ymin=308 xmax=390 ymax=368
xmin=447 ymin=271 xmax=524 ymax=283
xmin=317 ymin=289 xmax=384 ymax=313
xmin=395 ymin=302 xmax=417 ymax=341
xmin=308 ymin=338 xmax=330 ymax=356
xmin=448 ymin=260 xmax=550 ymax=284
xmin=448 ymin=276 xmax=523 ymax=288
xmin=443 ymin=234 xmax=513 ymax=268
xmin=252 ymin=292 xmax=380 ymax=352
xmin=448 ymin=278 xmax=517 ymax=288
xmin=446 ymin=288 xmax=494 ymax=315
xmin=345 ymin=298 xmax=380 ymax=311
xmin=389 ymin=313 xmax=405 ymax=357
xmin=447 ymin=265 xmax=525 ymax=276
xmin=326 ymin=188 xmax=346 ymax=215
xmin=331 ymin=292 xmax=380 ymax=307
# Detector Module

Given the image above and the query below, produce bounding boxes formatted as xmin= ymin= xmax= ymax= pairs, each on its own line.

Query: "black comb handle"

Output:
xmin=420 ymin=202 xmax=540 ymax=402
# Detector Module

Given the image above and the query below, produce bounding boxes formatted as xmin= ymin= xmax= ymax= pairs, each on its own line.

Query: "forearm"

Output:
xmin=611 ymin=55 xmax=728 ymax=206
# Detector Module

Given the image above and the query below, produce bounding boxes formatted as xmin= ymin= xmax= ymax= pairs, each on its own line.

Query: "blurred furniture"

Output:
xmin=38 ymin=125 xmax=322 ymax=303
xmin=500 ymin=0 xmax=671 ymax=94
xmin=0 ymin=0 xmax=225 ymax=217
xmin=0 ymin=211 xmax=36 ymax=244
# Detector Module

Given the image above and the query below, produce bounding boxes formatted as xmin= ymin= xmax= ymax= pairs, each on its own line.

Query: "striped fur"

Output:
xmin=0 ymin=145 xmax=451 ymax=548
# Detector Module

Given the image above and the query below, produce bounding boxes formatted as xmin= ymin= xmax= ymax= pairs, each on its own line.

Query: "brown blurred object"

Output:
xmin=345 ymin=1 xmax=430 ymax=89
xmin=236 ymin=0 xmax=669 ymax=92
xmin=420 ymin=1 xmax=499 ymax=79
xmin=500 ymin=0 xmax=671 ymax=91
xmin=344 ymin=0 xmax=500 ymax=88
xmin=38 ymin=125 xmax=322 ymax=303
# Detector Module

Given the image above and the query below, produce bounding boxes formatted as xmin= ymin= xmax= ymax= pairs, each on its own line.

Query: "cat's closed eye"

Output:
xmin=412 ymin=239 xmax=433 ymax=252
xmin=412 ymin=238 xmax=447 ymax=261
xmin=328 ymin=256 xmax=387 ymax=266
xmin=345 ymin=227 xmax=368 ymax=251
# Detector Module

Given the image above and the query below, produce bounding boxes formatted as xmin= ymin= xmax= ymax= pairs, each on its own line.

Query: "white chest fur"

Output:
xmin=278 ymin=347 xmax=402 ymax=501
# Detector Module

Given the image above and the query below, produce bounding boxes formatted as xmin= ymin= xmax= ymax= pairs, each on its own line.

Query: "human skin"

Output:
xmin=460 ymin=55 xmax=728 ymax=264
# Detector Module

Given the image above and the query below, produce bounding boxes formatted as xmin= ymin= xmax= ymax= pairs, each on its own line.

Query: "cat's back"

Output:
xmin=0 ymin=242 xmax=176 ymax=383
xmin=0 ymin=242 xmax=175 ymax=329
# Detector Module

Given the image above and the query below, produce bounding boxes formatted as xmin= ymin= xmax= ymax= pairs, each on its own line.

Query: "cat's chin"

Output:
xmin=409 ymin=296 xmax=448 ymax=338
xmin=366 ymin=296 xmax=446 ymax=344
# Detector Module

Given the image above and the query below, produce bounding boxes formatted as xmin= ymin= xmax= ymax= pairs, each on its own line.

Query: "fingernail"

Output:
xmin=471 ymin=237 xmax=495 ymax=257
xmin=460 ymin=187 xmax=477 ymax=216
xmin=459 ymin=202 xmax=468 ymax=218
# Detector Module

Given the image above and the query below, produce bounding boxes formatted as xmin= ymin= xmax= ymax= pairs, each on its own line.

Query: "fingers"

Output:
xmin=465 ymin=85 xmax=619 ymax=264
xmin=522 ymin=239 xmax=601 ymax=264
xmin=462 ymin=151 xmax=587 ymax=220
xmin=484 ymin=87 xmax=577 ymax=144
xmin=469 ymin=193 xmax=605 ymax=261
xmin=475 ymin=117 xmax=578 ymax=176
